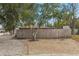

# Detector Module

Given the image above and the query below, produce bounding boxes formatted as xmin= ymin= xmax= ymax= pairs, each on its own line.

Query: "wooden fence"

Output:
xmin=15 ymin=26 xmax=71 ymax=39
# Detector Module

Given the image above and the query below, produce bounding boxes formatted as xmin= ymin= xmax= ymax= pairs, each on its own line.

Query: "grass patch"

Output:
xmin=72 ymin=35 xmax=79 ymax=41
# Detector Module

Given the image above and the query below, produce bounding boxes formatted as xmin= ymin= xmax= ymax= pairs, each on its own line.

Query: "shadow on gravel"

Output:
xmin=28 ymin=39 xmax=39 ymax=42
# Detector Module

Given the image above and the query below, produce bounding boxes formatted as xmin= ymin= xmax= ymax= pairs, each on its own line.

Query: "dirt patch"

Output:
xmin=0 ymin=33 xmax=79 ymax=55
xmin=24 ymin=39 xmax=79 ymax=55
xmin=0 ymin=33 xmax=26 ymax=56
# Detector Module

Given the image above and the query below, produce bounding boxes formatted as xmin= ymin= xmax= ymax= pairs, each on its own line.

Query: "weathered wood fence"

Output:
xmin=15 ymin=26 xmax=71 ymax=39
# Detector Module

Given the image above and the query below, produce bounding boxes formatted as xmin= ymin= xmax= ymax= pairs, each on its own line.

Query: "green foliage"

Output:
xmin=75 ymin=20 xmax=79 ymax=28
xmin=53 ymin=20 xmax=68 ymax=28
xmin=0 ymin=3 xmax=79 ymax=33
xmin=47 ymin=23 xmax=53 ymax=27
xmin=21 ymin=4 xmax=36 ymax=27
xmin=35 ymin=3 xmax=60 ymax=28
xmin=0 ymin=3 xmax=20 ymax=32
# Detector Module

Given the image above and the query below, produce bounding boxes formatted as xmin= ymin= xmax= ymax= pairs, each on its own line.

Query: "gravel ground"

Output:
xmin=0 ymin=33 xmax=26 ymax=56
xmin=0 ymin=33 xmax=79 ymax=56
xmin=24 ymin=39 xmax=79 ymax=56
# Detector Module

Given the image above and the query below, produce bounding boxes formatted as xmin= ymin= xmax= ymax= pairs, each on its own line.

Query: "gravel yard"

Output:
xmin=0 ymin=33 xmax=79 ymax=56
xmin=0 ymin=33 xmax=26 ymax=56
xmin=25 ymin=39 xmax=79 ymax=56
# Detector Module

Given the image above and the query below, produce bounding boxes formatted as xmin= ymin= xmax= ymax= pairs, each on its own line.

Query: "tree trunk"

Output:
xmin=9 ymin=29 xmax=15 ymax=35
xmin=32 ymin=28 xmax=38 ymax=41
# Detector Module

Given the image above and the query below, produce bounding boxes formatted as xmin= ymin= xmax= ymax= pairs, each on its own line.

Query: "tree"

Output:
xmin=20 ymin=4 xmax=36 ymax=28
xmin=36 ymin=3 xmax=60 ymax=28
xmin=69 ymin=3 xmax=78 ymax=35
xmin=0 ymin=4 xmax=36 ymax=34
xmin=53 ymin=3 xmax=79 ymax=31
xmin=0 ymin=3 xmax=20 ymax=34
